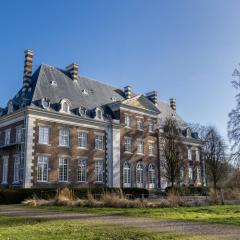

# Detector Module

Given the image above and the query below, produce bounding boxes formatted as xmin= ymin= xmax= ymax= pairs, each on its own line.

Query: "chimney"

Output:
xmin=66 ymin=63 xmax=79 ymax=82
xmin=146 ymin=91 xmax=158 ymax=105
xmin=23 ymin=50 xmax=33 ymax=91
xmin=170 ymin=98 xmax=176 ymax=111
xmin=124 ymin=85 xmax=132 ymax=99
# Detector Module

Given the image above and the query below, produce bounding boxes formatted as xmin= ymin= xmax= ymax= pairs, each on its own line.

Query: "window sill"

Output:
xmin=124 ymin=151 xmax=133 ymax=154
xmin=77 ymin=181 xmax=87 ymax=183
xmin=137 ymin=129 xmax=144 ymax=132
xmin=94 ymin=148 xmax=105 ymax=151
xmin=149 ymin=154 xmax=156 ymax=157
xmin=124 ymin=126 xmax=132 ymax=129
xmin=136 ymin=153 xmax=145 ymax=156
xmin=38 ymin=143 xmax=51 ymax=146
xmin=58 ymin=145 xmax=70 ymax=148
xmin=77 ymin=147 xmax=88 ymax=150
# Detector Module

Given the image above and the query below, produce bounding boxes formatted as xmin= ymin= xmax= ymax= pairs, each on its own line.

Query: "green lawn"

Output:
xmin=0 ymin=216 xmax=218 ymax=240
xmin=38 ymin=204 xmax=240 ymax=226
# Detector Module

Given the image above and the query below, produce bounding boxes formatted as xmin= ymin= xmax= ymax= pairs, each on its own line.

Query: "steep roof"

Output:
xmin=3 ymin=64 xmax=189 ymax=128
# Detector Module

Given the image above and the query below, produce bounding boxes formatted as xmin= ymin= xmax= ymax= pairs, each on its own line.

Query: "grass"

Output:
xmin=37 ymin=204 xmax=240 ymax=226
xmin=0 ymin=216 xmax=218 ymax=240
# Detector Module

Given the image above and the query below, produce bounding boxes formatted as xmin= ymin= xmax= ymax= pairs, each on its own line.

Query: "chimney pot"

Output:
xmin=124 ymin=85 xmax=132 ymax=99
xmin=66 ymin=63 xmax=79 ymax=82
xmin=170 ymin=98 xmax=176 ymax=111
xmin=146 ymin=91 xmax=158 ymax=105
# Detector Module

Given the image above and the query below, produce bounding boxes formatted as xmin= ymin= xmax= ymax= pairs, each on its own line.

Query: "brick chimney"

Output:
xmin=170 ymin=98 xmax=176 ymax=111
xmin=23 ymin=50 xmax=33 ymax=91
xmin=146 ymin=91 xmax=158 ymax=105
xmin=66 ymin=63 xmax=79 ymax=82
xmin=124 ymin=85 xmax=132 ymax=99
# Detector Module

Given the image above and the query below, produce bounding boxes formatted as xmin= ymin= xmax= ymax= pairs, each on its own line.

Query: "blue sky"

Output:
xmin=0 ymin=0 xmax=239 ymax=142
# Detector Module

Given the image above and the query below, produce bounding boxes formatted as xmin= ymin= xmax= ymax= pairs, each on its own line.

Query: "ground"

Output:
xmin=0 ymin=205 xmax=239 ymax=240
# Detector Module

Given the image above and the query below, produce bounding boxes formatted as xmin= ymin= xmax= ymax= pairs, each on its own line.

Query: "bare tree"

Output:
xmin=160 ymin=117 xmax=184 ymax=188
xmin=228 ymin=74 xmax=240 ymax=165
xmin=203 ymin=127 xmax=228 ymax=192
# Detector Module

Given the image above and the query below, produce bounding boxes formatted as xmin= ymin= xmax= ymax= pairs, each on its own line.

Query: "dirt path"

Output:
xmin=0 ymin=205 xmax=239 ymax=239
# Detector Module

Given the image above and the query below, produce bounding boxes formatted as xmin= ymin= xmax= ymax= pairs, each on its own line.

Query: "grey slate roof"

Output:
xmin=4 ymin=64 xmax=198 ymax=138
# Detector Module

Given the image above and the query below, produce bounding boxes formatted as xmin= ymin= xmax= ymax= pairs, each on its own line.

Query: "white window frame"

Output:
xmin=123 ymin=162 xmax=131 ymax=188
xmin=95 ymin=160 xmax=103 ymax=183
xmin=4 ymin=129 xmax=11 ymax=145
xmin=189 ymin=166 xmax=193 ymax=181
xmin=16 ymin=127 xmax=22 ymax=144
xmin=13 ymin=155 xmax=21 ymax=183
xmin=136 ymin=162 xmax=144 ymax=188
xmin=148 ymin=120 xmax=154 ymax=133
xmin=77 ymin=159 xmax=87 ymax=182
xmin=196 ymin=150 xmax=200 ymax=162
xmin=137 ymin=117 xmax=144 ymax=131
xmin=148 ymin=164 xmax=156 ymax=189
xmin=124 ymin=114 xmax=131 ymax=128
xmin=2 ymin=156 xmax=8 ymax=184
xmin=78 ymin=132 xmax=88 ymax=148
xmin=137 ymin=139 xmax=144 ymax=155
xmin=95 ymin=135 xmax=104 ymax=150
xmin=60 ymin=99 xmax=71 ymax=114
xmin=37 ymin=155 xmax=48 ymax=182
xmin=59 ymin=128 xmax=70 ymax=147
xmin=148 ymin=142 xmax=156 ymax=156
xmin=39 ymin=126 xmax=50 ymax=145
xmin=124 ymin=137 xmax=132 ymax=153
xmin=59 ymin=157 xmax=68 ymax=182
xmin=188 ymin=148 xmax=192 ymax=160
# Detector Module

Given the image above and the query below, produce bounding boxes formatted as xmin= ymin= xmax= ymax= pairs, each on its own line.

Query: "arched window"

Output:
xmin=7 ymin=101 xmax=13 ymax=114
xmin=94 ymin=107 xmax=103 ymax=120
xmin=123 ymin=162 xmax=131 ymax=188
xmin=136 ymin=162 xmax=144 ymax=188
xmin=186 ymin=128 xmax=191 ymax=137
xmin=148 ymin=164 xmax=156 ymax=189
xmin=60 ymin=99 xmax=71 ymax=114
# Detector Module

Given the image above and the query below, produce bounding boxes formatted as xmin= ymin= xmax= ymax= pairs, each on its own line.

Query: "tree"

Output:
xmin=160 ymin=117 xmax=184 ymax=188
xmin=228 ymin=74 xmax=240 ymax=165
xmin=202 ymin=127 xmax=228 ymax=192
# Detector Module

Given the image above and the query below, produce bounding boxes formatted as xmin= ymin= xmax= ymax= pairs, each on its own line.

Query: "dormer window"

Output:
xmin=78 ymin=106 xmax=87 ymax=117
xmin=82 ymin=89 xmax=89 ymax=95
xmin=7 ymin=101 xmax=13 ymax=114
xmin=94 ymin=107 xmax=103 ymax=120
xmin=59 ymin=99 xmax=71 ymax=114
xmin=186 ymin=128 xmax=191 ymax=137
xmin=41 ymin=97 xmax=50 ymax=110
xmin=50 ymin=80 xmax=57 ymax=86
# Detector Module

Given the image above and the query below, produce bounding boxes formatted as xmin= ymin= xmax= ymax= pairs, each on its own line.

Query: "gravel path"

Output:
xmin=0 ymin=205 xmax=240 ymax=239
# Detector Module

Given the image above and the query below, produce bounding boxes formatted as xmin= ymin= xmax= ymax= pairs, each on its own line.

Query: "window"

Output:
xmin=137 ymin=118 xmax=144 ymax=131
xmin=77 ymin=159 xmax=87 ymax=182
xmin=149 ymin=142 xmax=156 ymax=156
xmin=95 ymin=135 xmax=104 ymax=150
xmin=2 ymin=156 xmax=8 ymax=184
xmin=148 ymin=164 xmax=156 ymax=189
xmin=196 ymin=150 xmax=200 ymax=162
xmin=13 ymin=156 xmax=20 ymax=183
xmin=124 ymin=114 xmax=131 ymax=128
xmin=180 ymin=168 xmax=184 ymax=181
xmin=37 ymin=155 xmax=48 ymax=182
xmin=59 ymin=157 xmax=68 ymax=182
xmin=95 ymin=107 xmax=103 ymax=120
xmin=7 ymin=101 xmax=13 ymax=114
xmin=148 ymin=121 xmax=154 ymax=132
xmin=136 ymin=162 xmax=144 ymax=188
xmin=137 ymin=139 xmax=144 ymax=154
xmin=196 ymin=166 xmax=200 ymax=180
xmin=123 ymin=162 xmax=131 ymax=188
xmin=39 ymin=127 xmax=49 ymax=144
xmin=189 ymin=166 xmax=193 ymax=181
xmin=124 ymin=137 xmax=132 ymax=153
xmin=95 ymin=160 xmax=103 ymax=182
xmin=186 ymin=128 xmax=191 ymax=137
xmin=188 ymin=148 xmax=192 ymax=160
xmin=60 ymin=99 xmax=71 ymax=114
xmin=59 ymin=128 xmax=69 ymax=147
xmin=78 ymin=132 xmax=88 ymax=148
xmin=4 ymin=129 xmax=11 ymax=145
xmin=16 ymin=127 xmax=22 ymax=144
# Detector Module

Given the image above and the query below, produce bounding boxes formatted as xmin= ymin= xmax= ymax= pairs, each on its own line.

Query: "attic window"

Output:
xmin=110 ymin=97 xmax=117 ymax=102
xmin=82 ymin=89 xmax=89 ymax=95
xmin=94 ymin=107 xmax=103 ymax=120
xmin=186 ymin=128 xmax=191 ymax=137
xmin=41 ymin=97 xmax=50 ymax=110
xmin=50 ymin=80 xmax=57 ymax=86
xmin=7 ymin=101 xmax=13 ymax=114
xmin=59 ymin=99 xmax=71 ymax=114
xmin=78 ymin=106 xmax=87 ymax=117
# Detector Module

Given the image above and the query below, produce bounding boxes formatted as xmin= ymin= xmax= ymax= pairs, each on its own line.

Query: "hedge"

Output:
xmin=165 ymin=186 xmax=209 ymax=196
xmin=0 ymin=188 xmax=149 ymax=204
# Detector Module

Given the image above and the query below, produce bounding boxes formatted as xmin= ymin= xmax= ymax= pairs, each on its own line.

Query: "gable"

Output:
xmin=121 ymin=95 xmax=160 ymax=114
